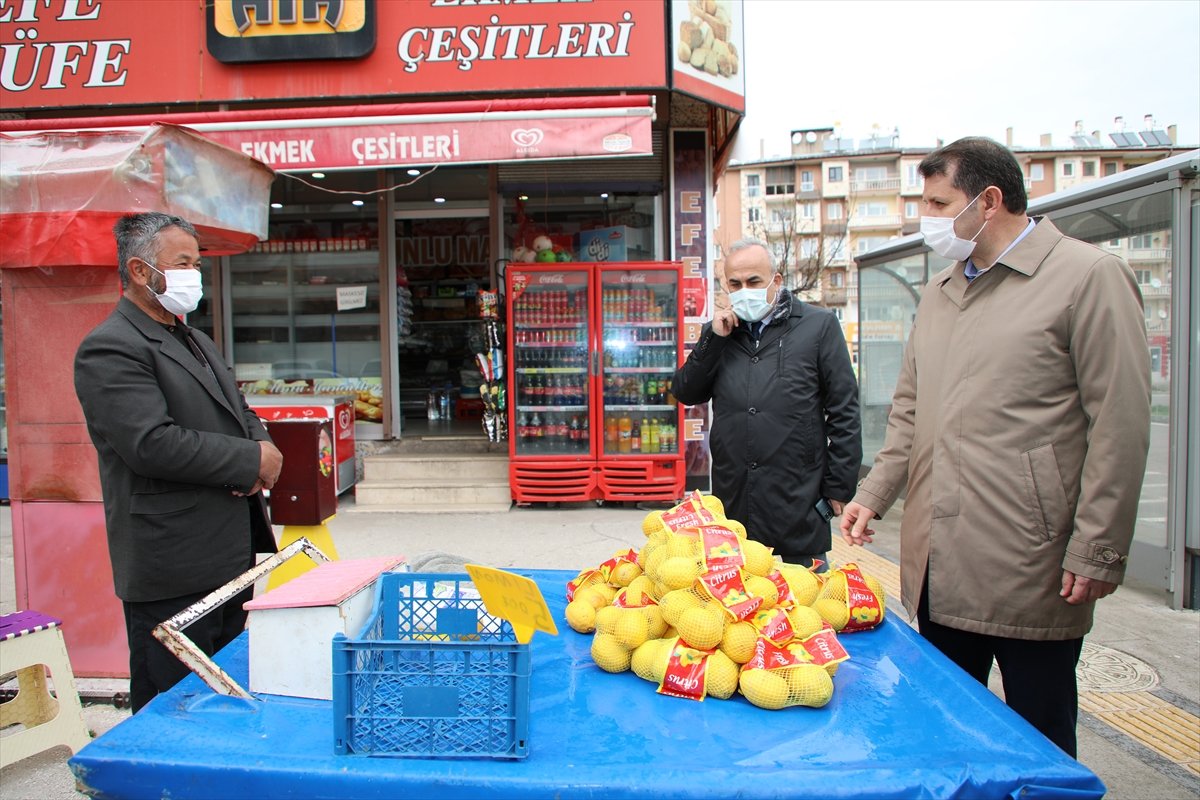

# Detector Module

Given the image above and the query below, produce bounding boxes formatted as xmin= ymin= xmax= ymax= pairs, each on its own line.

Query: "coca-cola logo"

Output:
xmin=618 ymin=273 xmax=647 ymax=283
xmin=537 ymin=273 xmax=565 ymax=284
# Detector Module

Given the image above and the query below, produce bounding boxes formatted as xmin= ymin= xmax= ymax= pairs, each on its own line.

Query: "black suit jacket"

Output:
xmin=75 ymin=297 xmax=276 ymax=602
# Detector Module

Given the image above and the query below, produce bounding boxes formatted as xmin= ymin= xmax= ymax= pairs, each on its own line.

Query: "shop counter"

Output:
xmin=70 ymin=570 xmax=1104 ymax=799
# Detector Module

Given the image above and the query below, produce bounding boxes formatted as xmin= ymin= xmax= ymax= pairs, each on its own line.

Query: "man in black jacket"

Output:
xmin=75 ymin=212 xmax=283 ymax=711
xmin=672 ymin=238 xmax=861 ymax=569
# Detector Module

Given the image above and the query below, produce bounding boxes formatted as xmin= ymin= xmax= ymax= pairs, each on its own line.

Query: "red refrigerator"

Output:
xmin=507 ymin=262 xmax=685 ymax=504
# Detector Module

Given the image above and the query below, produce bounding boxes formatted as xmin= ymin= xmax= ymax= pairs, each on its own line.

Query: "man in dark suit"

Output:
xmin=75 ymin=212 xmax=283 ymax=712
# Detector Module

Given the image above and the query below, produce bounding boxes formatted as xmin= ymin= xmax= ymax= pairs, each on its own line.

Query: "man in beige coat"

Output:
xmin=841 ymin=137 xmax=1150 ymax=757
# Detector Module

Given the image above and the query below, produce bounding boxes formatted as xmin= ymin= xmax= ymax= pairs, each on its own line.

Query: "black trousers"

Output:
xmin=122 ymin=584 xmax=253 ymax=713
xmin=917 ymin=580 xmax=1084 ymax=757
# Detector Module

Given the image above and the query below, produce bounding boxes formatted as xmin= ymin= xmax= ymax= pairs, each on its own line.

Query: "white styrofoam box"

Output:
xmin=243 ymin=556 xmax=404 ymax=700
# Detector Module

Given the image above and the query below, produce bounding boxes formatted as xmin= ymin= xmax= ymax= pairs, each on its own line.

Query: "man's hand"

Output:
xmin=1060 ymin=571 xmax=1118 ymax=605
xmin=839 ymin=501 xmax=877 ymax=546
xmin=712 ymin=305 xmax=739 ymax=337
xmin=830 ymin=499 xmax=845 ymax=516
xmin=258 ymin=441 xmax=284 ymax=490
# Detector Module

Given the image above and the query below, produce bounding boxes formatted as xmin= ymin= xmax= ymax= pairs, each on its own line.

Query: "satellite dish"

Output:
xmin=1150 ymin=278 xmax=1162 ymax=288
xmin=806 ymin=131 xmax=817 ymax=143
xmin=1158 ymin=309 xmax=1168 ymax=319
xmin=792 ymin=133 xmax=803 ymax=145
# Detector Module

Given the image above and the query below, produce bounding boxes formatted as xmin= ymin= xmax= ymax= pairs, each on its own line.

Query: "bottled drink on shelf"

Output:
xmin=618 ymin=416 xmax=633 ymax=454
xmin=529 ymin=412 xmax=543 ymax=449
xmin=569 ymin=415 xmax=582 ymax=447
xmin=605 ymin=414 xmax=619 ymax=453
xmin=646 ymin=417 xmax=658 ymax=453
xmin=630 ymin=418 xmax=641 ymax=453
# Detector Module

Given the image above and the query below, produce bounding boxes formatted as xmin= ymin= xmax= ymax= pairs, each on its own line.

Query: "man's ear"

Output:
xmin=981 ymin=186 xmax=1005 ymax=218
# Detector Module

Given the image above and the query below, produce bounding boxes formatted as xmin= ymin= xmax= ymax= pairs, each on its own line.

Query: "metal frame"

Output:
xmin=152 ymin=538 xmax=332 ymax=700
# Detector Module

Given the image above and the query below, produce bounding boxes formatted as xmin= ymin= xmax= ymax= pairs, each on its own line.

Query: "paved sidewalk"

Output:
xmin=2 ymin=500 xmax=1198 ymax=799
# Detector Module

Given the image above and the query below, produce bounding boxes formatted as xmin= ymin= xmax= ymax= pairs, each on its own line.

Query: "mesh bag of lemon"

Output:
xmin=811 ymin=563 xmax=887 ymax=632
xmin=565 ymin=492 xmax=887 ymax=707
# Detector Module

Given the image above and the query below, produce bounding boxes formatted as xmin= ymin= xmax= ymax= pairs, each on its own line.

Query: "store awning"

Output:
xmin=0 ymin=96 xmax=657 ymax=173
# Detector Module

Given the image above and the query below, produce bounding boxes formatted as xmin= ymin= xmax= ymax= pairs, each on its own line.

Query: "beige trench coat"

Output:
xmin=854 ymin=218 xmax=1150 ymax=640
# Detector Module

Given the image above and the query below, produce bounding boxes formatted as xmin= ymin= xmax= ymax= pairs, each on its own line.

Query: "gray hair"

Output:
xmin=114 ymin=212 xmax=198 ymax=288
xmin=726 ymin=237 xmax=778 ymax=272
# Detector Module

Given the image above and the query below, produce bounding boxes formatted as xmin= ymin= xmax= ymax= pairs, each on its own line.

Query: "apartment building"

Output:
xmin=714 ymin=121 xmax=1185 ymax=356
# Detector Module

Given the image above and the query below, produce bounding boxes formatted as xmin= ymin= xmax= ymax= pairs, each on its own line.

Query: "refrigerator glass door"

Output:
xmin=598 ymin=266 xmax=680 ymax=457
xmin=510 ymin=268 xmax=591 ymax=457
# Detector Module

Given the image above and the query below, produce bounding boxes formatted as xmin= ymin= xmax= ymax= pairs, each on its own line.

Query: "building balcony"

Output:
xmin=850 ymin=177 xmax=901 ymax=194
xmin=901 ymin=220 xmax=921 ymax=235
xmin=1127 ymin=248 xmax=1170 ymax=262
xmin=822 ymin=287 xmax=848 ymax=305
xmin=822 ymin=221 xmax=848 ymax=236
xmin=1139 ymin=283 xmax=1171 ymax=298
xmin=848 ymin=214 xmax=902 ymax=230
xmin=765 ymin=191 xmax=795 ymax=202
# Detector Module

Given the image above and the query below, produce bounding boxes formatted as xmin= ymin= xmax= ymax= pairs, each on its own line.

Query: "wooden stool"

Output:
xmin=0 ymin=611 xmax=91 ymax=767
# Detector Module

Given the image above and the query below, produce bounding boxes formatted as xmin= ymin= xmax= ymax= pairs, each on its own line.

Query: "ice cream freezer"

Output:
xmin=248 ymin=395 xmax=356 ymax=495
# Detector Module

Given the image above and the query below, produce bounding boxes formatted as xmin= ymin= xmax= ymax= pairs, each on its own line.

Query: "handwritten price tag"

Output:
xmin=464 ymin=564 xmax=559 ymax=644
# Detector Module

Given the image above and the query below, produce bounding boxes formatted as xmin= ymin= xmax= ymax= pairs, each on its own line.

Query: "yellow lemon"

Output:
xmin=699 ymin=494 xmax=726 ymax=518
xmin=825 ymin=661 xmax=841 ymax=677
xmin=641 ymin=509 xmax=667 ymax=537
xmin=624 ymin=575 xmax=656 ymax=605
xmin=783 ymin=664 xmax=834 ymax=708
xmin=704 ymin=650 xmax=739 ymax=699
xmin=641 ymin=604 xmax=668 ymax=639
xmin=611 ymin=560 xmax=643 ymax=587
xmin=676 ymin=606 xmax=725 ymax=650
xmin=739 ymin=668 xmax=790 ymax=710
xmin=590 ymin=632 xmax=632 ymax=673
xmin=743 ymin=575 xmax=779 ymax=609
xmin=565 ymin=599 xmax=597 ymax=633
xmin=594 ymin=605 xmax=623 ymax=634
xmin=593 ymin=583 xmax=618 ymax=603
xmin=863 ymin=574 xmax=887 ymax=616
xmin=723 ymin=518 xmax=747 ymax=539
xmin=780 ymin=566 xmax=821 ymax=607
xmin=643 ymin=546 xmax=669 ymax=582
xmin=787 ymin=605 xmax=824 ymax=639
xmin=719 ymin=621 xmax=758 ymax=664
xmin=742 ymin=540 xmax=775 ymax=577
xmin=660 ymin=556 xmax=703 ymax=591
xmin=631 ymin=638 xmax=669 ymax=682
xmin=666 ymin=533 xmax=701 ymax=559
xmin=658 ymin=588 xmax=705 ymax=626
xmin=574 ymin=586 xmax=610 ymax=611
xmin=614 ymin=610 xmax=650 ymax=649
xmin=812 ymin=598 xmax=850 ymax=631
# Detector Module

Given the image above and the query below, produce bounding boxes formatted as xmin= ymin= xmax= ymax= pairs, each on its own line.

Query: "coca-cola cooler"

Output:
xmin=506 ymin=262 xmax=684 ymax=503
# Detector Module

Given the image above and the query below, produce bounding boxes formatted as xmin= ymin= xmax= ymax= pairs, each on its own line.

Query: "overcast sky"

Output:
xmin=732 ymin=0 xmax=1200 ymax=161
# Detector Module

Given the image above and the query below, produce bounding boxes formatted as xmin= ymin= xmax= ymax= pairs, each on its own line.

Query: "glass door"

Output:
xmin=597 ymin=265 xmax=681 ymax=457
xmin=509 ymin=267 xmax=591 ymax=457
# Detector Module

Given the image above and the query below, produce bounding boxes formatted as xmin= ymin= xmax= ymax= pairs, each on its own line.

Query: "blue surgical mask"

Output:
xmin=729 ymin=286 xmax=772 ymax=322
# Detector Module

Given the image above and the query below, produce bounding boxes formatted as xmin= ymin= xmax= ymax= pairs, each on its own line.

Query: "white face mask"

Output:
xmin=729 ymin=285 xmax=773 ymax=322
xmin=920 ymin=192 xmax=988 ymax=261
xmin=145 ymin=262 xmax=203 ymax=316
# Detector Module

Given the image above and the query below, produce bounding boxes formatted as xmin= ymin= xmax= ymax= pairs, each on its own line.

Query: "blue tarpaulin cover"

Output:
xmin=70 ymin=569 xmax=1104 ymax=799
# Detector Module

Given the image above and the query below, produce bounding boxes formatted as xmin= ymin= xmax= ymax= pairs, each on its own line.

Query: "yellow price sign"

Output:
xmin=464 ymin=564 xmax=559 ymax=644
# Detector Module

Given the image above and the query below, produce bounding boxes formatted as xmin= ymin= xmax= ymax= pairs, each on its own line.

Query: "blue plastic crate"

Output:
xmin=332 ymin=572 xmax=530 ymax=759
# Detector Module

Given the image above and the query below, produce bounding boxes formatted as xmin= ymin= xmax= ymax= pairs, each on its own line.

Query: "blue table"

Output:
xmin=70 ymin=570 xmax=1104 ymax=799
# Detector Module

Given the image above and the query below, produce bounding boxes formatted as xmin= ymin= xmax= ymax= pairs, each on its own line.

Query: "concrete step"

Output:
xmin=353 ymin=478 xmax=512 ymax=509
xmin=364 ymin=453 xmax=509 ymax=482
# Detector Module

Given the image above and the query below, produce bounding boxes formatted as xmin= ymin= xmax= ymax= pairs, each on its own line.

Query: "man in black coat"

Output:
xmin=75 ymin=212 xmax=283 ymax=712
xmin=672 ymin=238 xmax=861 ymax=569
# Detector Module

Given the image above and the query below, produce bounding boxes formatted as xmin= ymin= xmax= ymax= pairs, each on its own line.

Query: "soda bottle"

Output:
xmin=517 ymin=412 xmax=529 ymax=446
xmin=647 ymin=417 xmax=658 ymax=453
xmin=605 ymin=414 xmax=619 ymax=453
xmin=618 ymin=416 xmax=633 ymax=454
xmin=530 ymin=412 xmax=543 ymax=450
xmin=580 ymin=415 xmax=590 ymax=452
xmin=569 ymin=415 xmax=581 ymax=446
xmin=645 ymin=377 xmax=656 ymax=406
xmin=630 ymin=418 xmax=641 ymax=453
xmin=640 ymin=417 xmax=651 ymax=452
